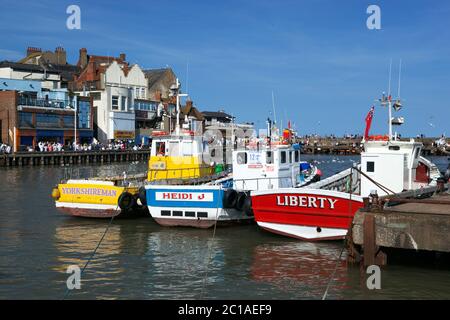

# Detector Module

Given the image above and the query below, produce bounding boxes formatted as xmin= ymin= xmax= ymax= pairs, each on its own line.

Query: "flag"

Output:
xmin=364 ymin=106 xmax=375 ymax=139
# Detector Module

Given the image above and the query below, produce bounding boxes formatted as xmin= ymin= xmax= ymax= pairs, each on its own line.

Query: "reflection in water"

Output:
xmin=251 ymin=242 xmax=349 ymax=299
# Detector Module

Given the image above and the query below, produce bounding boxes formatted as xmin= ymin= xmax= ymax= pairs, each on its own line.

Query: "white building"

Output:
xmin=0 ymin=61 xmax=62 ymax=90
xmin=77 ymin=60 xmax=147 ymax=142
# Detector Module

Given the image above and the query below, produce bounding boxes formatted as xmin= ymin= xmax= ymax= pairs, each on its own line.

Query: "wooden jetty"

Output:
xmin=298 ymin=137 xmax=449 ymax=155
xmin=348 ymin=182 xmax=450 ymax=267
xmin=0 ymin=149 xmax=151 ymax=167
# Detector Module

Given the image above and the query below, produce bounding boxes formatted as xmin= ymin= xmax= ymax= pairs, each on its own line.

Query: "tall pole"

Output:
xmin=388 ymin=59 xmax=393 ymax=141
xmin=271 ymin=91 xmax=277 ymax=125
xmin=176 ymin=78 xmax=180 ymax=135
xmin=74 ymin=99 xmax=77 ymax=146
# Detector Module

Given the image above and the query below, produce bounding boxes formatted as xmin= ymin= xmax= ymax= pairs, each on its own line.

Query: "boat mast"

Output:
xmin=272 ymin=91 xmax=277 ymax=125
xmin=388 ymin=59 xmax=393 ymax=141
xmin=170 ymin=78 xmax=188 ymax=135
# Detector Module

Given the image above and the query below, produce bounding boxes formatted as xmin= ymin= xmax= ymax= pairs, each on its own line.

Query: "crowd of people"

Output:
xmin=0 ymin=143 xmax=12 ymax=154
xmin=15 ymin=139 xmax=149 ymax=153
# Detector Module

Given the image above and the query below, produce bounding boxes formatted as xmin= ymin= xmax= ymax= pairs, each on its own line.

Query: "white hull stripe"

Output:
xmin=55 ymin=202 xmax=120 ymax=211
xmin=257 ymin=221 xmax=348 ymax=240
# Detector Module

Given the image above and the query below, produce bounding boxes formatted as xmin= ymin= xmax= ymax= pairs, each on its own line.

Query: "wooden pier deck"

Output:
xmin=299 ymin=137 xmax=449 ymax=155
xmin=348 ymin=184 xmax=450 ymax=266
xmin=0 ymin=149 xmax=151 ymax=167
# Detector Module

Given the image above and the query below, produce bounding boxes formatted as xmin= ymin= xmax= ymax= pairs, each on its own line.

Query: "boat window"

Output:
xmin=367 ymin=161 xmax=375 ymax=173
xmin=182 ymin=141 xmax=193 ymax=156
xmin=388 ymin=146 xmax=400 ymax=151
xmin=156 ymin=142 xmax=166 ymax=156
xmin=289 ymin=151 xmax=293 ymax=163
xmin=169 ymin=141 xmax=180 ymax=157
xmin=237 ymin=152 xmax=247 ymax=165
xmin=414 ymin=147 xmax=421 ymax=159
xmin=266 ymin=151 xmax=273 ymax=164
xmin=280 ymin=151 xmax=286 ymax=164
xmin=295 ymin=150 xmax=300 ymax=162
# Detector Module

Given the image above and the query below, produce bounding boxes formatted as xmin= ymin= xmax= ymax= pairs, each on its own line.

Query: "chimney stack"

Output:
xmin=26 ymin=47 xmax=42 ymax=56
xmin=79 ymin=48 xmax=88 ymax=69
xmin=54 ymin=46 xmax=67 ymax=65
xmin=119 ymin=53 xmax=126 ymax=62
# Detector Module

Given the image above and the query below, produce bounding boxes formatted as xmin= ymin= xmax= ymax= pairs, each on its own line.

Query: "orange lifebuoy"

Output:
xmin=368 ymin=135 xmax=389 ymax=141
xmin=152 ymin=131 xmax=167 ymax=137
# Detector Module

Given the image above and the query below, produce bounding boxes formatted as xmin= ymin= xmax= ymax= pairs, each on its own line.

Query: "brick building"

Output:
xmin=0 ymin=78 xmax=93 ymax=151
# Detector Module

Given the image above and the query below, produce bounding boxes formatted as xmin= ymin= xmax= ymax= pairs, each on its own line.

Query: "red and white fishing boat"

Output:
xmin=251 ymin=93 xmax=442 ymax=241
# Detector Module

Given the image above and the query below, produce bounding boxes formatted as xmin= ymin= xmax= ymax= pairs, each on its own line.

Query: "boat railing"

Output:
xmin=232 ymin=176 xmax=296 ymax=191
xmin=305 ymin=166 xmax=361 ymax=194
xmin=147 ymin=165 xmax=230 ymax=186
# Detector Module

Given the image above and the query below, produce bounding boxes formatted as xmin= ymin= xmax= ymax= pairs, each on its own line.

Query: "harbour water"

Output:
xmin=0 ymin=155 xmax=449 ymax=300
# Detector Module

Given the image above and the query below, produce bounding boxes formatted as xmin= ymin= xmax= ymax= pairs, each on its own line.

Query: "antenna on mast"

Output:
xmin=397 ymin=59 xmax=402 ymax=99
xmin=271 ymin=91 xmax=277 ymax=125
xmin=186 ymin=61 xmax=189 ymax=94
xmin=388 ymin=59 xmax=393 ymax=140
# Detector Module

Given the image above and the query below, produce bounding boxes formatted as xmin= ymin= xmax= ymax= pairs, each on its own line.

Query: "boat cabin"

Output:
xmin=360 ymin=139 xmax=425 ymax=196
xmin=232 ymin=144 xmax=301 ymax=191
xmin=148 ymin=130 xmax=214 ymax=181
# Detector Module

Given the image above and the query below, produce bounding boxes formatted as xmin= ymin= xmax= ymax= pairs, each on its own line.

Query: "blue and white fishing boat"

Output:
xmin=144 ymin=123 xmax=321 ymax=228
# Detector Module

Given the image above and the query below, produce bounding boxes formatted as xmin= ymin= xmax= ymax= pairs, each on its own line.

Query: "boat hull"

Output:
xmin=251 ymin=188 xmax=364 ymax=241
xmin=53 ymin=180 xmax=140 ymax=218
xmin=55 ymin=202 xmax=121 ymax=218
xmin=145 ymin=185 xmax=254 ymax=228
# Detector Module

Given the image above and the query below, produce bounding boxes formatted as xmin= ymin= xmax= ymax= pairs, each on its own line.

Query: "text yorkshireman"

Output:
xmin=62 ymin=187 xmax=117 ymax=197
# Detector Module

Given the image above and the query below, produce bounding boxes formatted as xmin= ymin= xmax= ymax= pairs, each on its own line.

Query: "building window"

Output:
xmin=121 ymin=96 xmax=127 ymax=111
xmin=135 ymin=87 xmax=139 ymax=99
xmin=367 ymin=161 xmax=375 ymax=173
xmin=78 ymin=100 xmax=91 ymax=129
xmin=140 ymin=88 xmax=146 ymax=99
xmin=62 ymin=115 xmax=75 ymax=128
xmin=112 ymin=96 xmax=119 ymax=110
xmin=18 ymin=112 xmax=33 ymax=128
xmin=36 ymin=114 xmax=60 ymax=128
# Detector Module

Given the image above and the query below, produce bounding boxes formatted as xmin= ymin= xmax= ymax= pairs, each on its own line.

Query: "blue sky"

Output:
xmin=1 ymin=0 xmax=449 ymax=137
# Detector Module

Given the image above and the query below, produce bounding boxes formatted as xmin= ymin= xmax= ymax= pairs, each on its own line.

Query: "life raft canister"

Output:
xmin=223 ymin=189 xmax=237 ymax=208
xmin=118 ymin=192 xmax=135 ymax=211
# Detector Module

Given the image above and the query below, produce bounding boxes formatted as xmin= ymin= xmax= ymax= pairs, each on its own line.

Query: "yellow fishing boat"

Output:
xmin=51 ymin=173 xmax=147 ymax=218
xmin=51 ymin=78 xmax=225 ymax=218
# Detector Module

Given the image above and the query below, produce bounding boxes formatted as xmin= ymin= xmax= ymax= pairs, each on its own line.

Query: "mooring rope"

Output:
xmin=321 ymin=243 xmax=346 ymax=300
xmin=199 ymin=191 xmax=221 ymax=299
xmin=353 ymin=166 xmax=395 ymax=195
xmin=62 ymin=211 xmax=116 ymax=300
